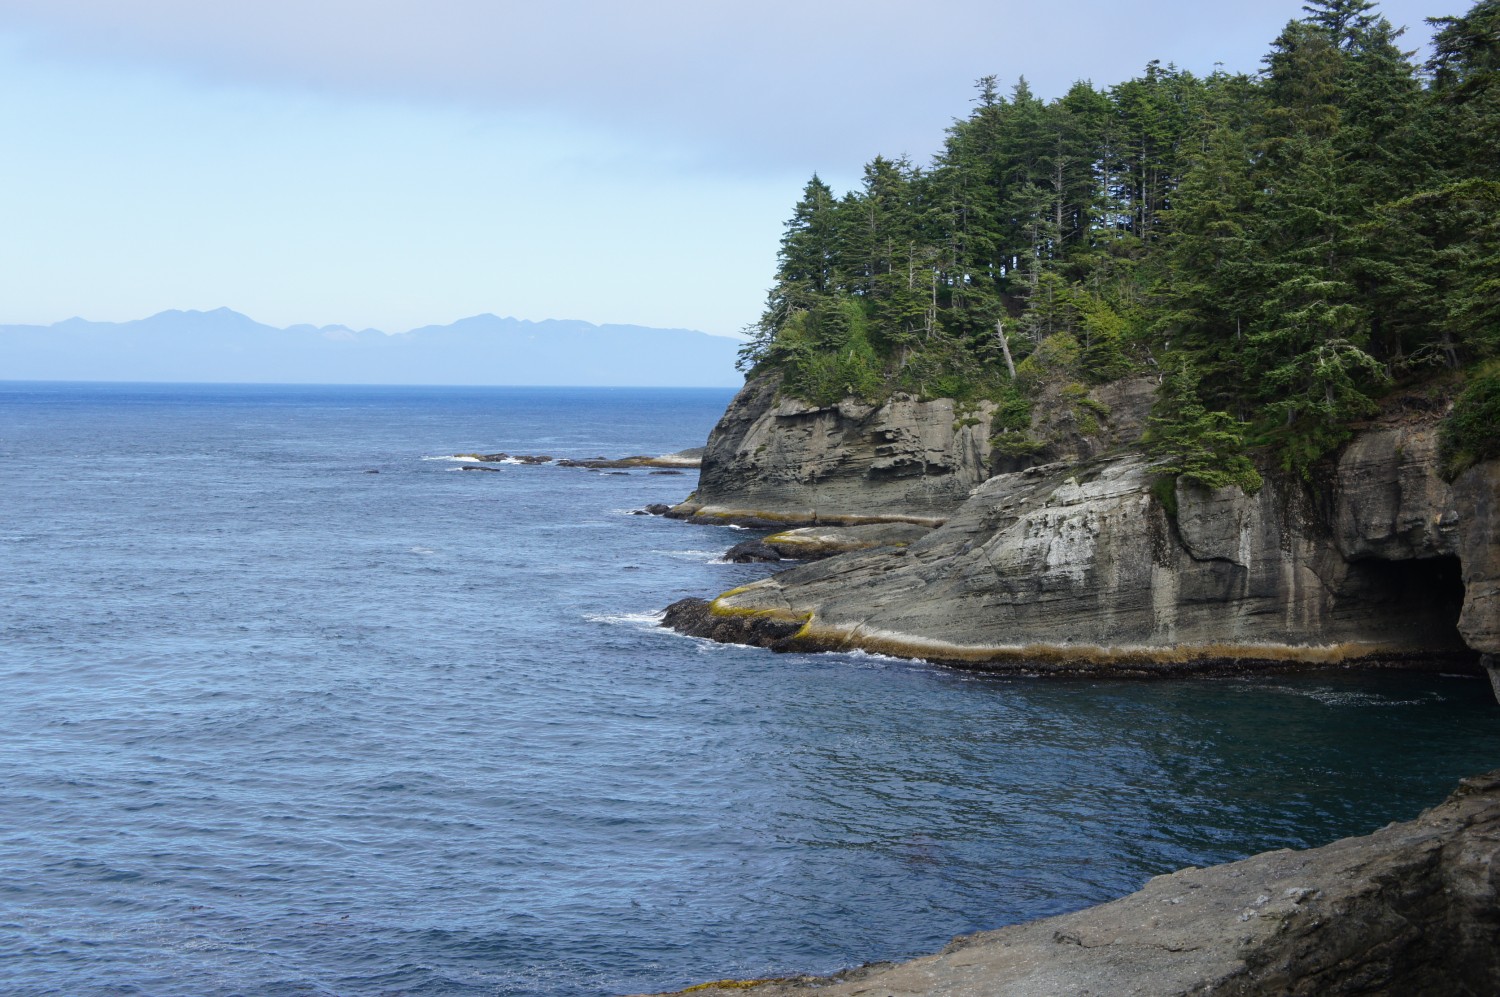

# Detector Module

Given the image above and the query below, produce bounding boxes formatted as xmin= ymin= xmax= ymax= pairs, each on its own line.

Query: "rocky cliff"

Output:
xmin=647 ymin=770 xmax=1500 ymax=997
xmin=668 ymin=373 xmax=997 ymax=526
xmin=666 ymin=376 xmax=1500 ymax=673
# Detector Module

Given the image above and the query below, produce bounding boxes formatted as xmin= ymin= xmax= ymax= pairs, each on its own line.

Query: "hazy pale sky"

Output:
xmin=0 ymin=0 xmax=1451 ymax=336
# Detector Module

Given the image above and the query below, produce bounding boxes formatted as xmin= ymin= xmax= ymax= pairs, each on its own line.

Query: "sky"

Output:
xmin=0 ymin=0 xmax=1454 ymax=337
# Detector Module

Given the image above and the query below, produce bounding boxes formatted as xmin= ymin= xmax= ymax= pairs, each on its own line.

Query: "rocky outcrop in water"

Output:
xmin=649 ymin=769 xmax=1500 ymax=997
xmin=666 ymin=376 xmax=1500 ymax=671
xmin=559 ymin=448 xmax=704 ymax=470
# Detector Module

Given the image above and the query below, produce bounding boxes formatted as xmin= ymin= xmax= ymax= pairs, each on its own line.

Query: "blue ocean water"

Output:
xmin=2 ymin=381 xmax=1499 ymax=997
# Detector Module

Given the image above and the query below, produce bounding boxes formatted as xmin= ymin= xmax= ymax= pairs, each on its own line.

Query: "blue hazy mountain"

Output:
xmin=0 ymin=308 xmax=745 ymax=386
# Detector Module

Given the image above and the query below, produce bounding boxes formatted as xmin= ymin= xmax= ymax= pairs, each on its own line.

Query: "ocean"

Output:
xmin=3 ymin=381 xmax=1498 ymax=997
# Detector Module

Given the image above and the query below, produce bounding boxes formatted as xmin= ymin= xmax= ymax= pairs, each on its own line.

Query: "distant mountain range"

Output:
xmin=0 ymin=308 xmax=746 ymax=387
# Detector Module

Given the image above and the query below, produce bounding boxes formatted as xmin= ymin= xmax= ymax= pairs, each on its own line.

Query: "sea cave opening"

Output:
xmin=1338 ymin=554 xmax=1473 ymax=660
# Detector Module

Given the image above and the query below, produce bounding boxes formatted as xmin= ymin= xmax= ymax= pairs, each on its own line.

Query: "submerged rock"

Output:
xmin=649 ymin=769 xmax=1500 ymax=997
xmin=558 ymin=448 xmax=704 ymax=470
xmin=453 ymin=452 xmax=552 ymax=463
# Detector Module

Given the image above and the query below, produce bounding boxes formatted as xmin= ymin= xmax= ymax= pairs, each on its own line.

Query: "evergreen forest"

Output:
xmin=737 ymin=0 xmax=1500 ymax=488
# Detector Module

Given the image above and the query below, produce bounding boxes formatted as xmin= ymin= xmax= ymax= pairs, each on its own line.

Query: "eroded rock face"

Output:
xmin=1454 ymin=461 xmax=1500 ymax=656
xmin=672 ymin=426 xmax=1484 ymax=670
xmin=1334 ymin=425 xmax=1460 ymax=561
xmin=677 ymin=373 xmax=994 ymax=526
xmin=646 ymin=770 xmax=1500 ymax=997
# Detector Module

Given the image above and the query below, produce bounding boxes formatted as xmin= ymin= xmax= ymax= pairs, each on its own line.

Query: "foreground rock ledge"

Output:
xmin=642 ymin=771 xmax=1500 ymax=997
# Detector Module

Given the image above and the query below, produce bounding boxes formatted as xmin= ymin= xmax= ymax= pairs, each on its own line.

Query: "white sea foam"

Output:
xmin=1255 ymin=684 xmax=1438 ymax=707
xmin=584 ymin=611 xmax=667 ymax=628
xmin=409 ymin=546 xmax=435 ymax=555
xmin=835 ymin=648 xmax=912 ymax=665
xmin=422 ymin=454 xmax=481 ymax=462
xmin=655 ymin=549 xmax=731 ymax=564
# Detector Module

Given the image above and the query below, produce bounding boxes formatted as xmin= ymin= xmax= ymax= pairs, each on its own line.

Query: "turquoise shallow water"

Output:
xmin=2 ymin=381 xmax=1499 ymax=997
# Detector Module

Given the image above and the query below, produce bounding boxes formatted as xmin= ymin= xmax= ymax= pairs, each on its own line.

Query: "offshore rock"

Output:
xmin=558 ymin=448 xmax=703 ymax=470
xmin=673 ymin=427 xmax=1488 ymax=671
xmin=650 ymin=770 xmax=1500 ymax=997
xmin=678 ymin=373 xmax=995 ymax=527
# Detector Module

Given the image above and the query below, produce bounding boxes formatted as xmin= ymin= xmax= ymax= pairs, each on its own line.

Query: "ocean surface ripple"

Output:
xmin=2 ymin=382 xmax=1498 ymax=996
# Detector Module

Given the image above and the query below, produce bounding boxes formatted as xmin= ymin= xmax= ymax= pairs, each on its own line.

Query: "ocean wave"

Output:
xmin=654 ymin=549 xmax=731 ymax=564
xmin=1256 ymin=684 xmax=1441 ymax=707
xmin=832 ymin=648 xmax=912 ymax=665
xmin=583 ymin=611 xmax=667 ymax=628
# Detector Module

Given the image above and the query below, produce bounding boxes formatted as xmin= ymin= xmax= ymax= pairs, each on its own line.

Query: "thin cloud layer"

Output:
xmin=0 ymin=0 xmax=1442 ymax=170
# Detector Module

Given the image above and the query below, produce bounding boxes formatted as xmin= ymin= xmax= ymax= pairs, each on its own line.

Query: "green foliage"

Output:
xmin=1145 ymin=362 xmax=1263 ymax=492
xmin=992 ymin=388 xmax=1033 ymax=432
xmin=777 ymin=298 xmax=884 ymax=406
xmin=742 ymin=0 xmax=1496 ymax=480
xmin=1440 ymin=361 xmax=1500 ymax=479
xmin=1149 ymin=475 xmax=1180 ymax=518
xmin=1015 ymin=333 xmax=1080 ymax=390
xmin=990 ymin=432 xmax=1047 ymax=458
xmin=1061 ymin=383 xmax=1110 ymax=436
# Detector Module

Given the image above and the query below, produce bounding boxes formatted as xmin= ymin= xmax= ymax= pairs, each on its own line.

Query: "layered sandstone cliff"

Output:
xmin=668 ymin=374 xmax=997 ymax=526
xmin=666 ymin=376 xmax=1500 ymax=670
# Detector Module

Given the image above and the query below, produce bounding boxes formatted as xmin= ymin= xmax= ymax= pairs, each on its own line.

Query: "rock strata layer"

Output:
xmin=670 ymin=374 xmax=995 ymax=526
xmin=645 ymin=770 xmax=1500 ymax=997
xmin=669 ymin=382 xmax=1500 ymax=668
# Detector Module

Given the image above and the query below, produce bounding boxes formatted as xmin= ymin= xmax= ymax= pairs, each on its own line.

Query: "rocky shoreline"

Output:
xmin=639 ymin=371 xmax=1500 ymax=993
xmin=641 ymin=770 xmax=1500 ymax=997
xmin=658 ymin=373 xmax=1500 ymax=688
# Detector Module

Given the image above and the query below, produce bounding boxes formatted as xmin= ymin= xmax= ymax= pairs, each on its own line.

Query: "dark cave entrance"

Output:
xmin=1337 ymin=554 xmax=1474 ymax=658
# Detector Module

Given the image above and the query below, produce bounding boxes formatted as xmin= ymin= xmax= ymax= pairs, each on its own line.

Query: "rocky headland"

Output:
xmin=664 ymin=372 xmax=1500 ymax=683
xmin=648 ymin=372 xmax=1500 ymax=994
xmin=645 ymin=770 xmax=1500 ymax=997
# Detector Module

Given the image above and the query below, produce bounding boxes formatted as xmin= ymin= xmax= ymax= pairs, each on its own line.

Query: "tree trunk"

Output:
xmin=997 ymin=318 xmax=1017 ymax=379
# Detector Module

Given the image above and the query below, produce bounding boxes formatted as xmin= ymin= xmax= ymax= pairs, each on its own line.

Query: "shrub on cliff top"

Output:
xmin=1440 ymin=361 xmax=1500 ymax=480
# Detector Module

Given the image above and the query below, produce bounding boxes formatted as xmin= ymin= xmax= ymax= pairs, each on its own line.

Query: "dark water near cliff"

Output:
xmin=3 ymin=381 xmax=1499 ymax=997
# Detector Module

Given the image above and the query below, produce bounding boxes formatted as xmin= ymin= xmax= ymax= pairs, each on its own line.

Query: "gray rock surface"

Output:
xmin=991 ymin=374 xmax=1158 ymax=473
xmin=1454 ymin=460 xmax=1500 ymax=656
xmin=673 ymin=427 xmax=1486 ymax=670
xmin=723 ymin=539 xmax=783 ymax=563
xmin=644 ymin=770 xmax=1500 ymax=997
xmin=760 ymin=523 xmax=933 ymax=560
xmin=675 ymin=373 xmax=995 ymax=526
